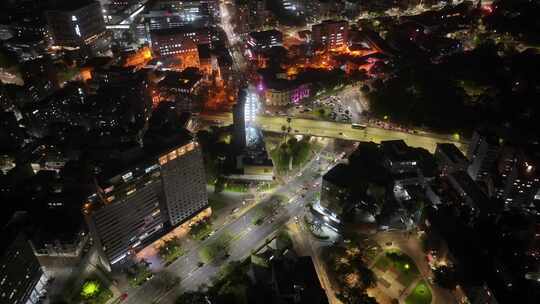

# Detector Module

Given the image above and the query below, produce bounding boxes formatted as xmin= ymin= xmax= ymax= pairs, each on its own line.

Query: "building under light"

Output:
xmin=84 ymin=138 xmax=209 ymax=269
xmin=231 ymin=86 xmax=274 ymax=181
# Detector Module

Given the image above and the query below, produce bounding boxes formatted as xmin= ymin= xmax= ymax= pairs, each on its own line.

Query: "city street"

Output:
xmin=200 ymin=113 xmax=467 ymax=153
xmin=256 ymin=115 xmax=468 ymax=153
xmin=121 ymin=145 xmax=336 ymax=304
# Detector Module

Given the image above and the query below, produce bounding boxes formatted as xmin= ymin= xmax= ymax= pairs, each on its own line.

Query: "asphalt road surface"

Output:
xmin=123 ymin=146 xmax=335 ymax=304
xmin=256 ymin=115 xmax=468 ymax=153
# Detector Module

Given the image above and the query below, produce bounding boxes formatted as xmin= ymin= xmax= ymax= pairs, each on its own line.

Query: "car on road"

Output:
xmin=231 ymin=207 xmax=240 ymax=214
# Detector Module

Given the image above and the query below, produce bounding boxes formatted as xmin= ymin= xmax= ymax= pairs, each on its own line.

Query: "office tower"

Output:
xmin=467 ymin=129 xmax=501 ymax=181
xmin=45 ymin=1 xmax=108 ymax=54
xmin=312 ymin=20 xmax=349 ymax=50
xmin=84 ymin=139 xmax=208 ymax=268
xmin=0 ymin=217 xmax=48 ymax=304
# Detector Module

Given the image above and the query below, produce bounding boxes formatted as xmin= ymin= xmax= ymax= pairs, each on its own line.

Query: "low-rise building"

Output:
xmin=264 ymin=79 xmax=310 ymax=107
xmin=247 ymin=29 xmax=283 ymax=51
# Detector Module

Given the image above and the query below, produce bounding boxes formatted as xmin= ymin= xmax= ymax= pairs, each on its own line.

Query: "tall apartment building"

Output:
xmin=435 ymin=143 xmax=468 ymax=175
xmin=498 ymin=147 xmax=540 ymax=207
xmin=467 ymin=129 xmax=501 ymax=181
xmin=0 ymin=218 xmax=48 ymax=304
xmin=45 ymin=1 xmax=109 ymax=54
xmin=160 ymin=141 xmax=208 ymax=226
xmin=312 ymin=20 xmax=349 ymax=50
xmin=84 ymin=139 xmax=208 ymax=268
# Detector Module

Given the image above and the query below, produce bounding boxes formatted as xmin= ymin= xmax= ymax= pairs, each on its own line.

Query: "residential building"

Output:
xmin=435 ymin=143 xmax=468 ymax=175
xmin=84 ymin=137 xmax=208 ymax=268
xmin=467 ymin=129 xmax=501 ymax=181
xmin=447 ymin=170 xmax=489 ymax=213
xmin=498 ymin=147 xmax=540 ymax=207
xmin=20 ymin=57 xmax=59 ymax=102
xmin=312 ymin=20 xmax=348 ymax=50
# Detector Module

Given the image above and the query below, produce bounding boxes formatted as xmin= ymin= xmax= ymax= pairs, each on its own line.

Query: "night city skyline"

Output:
xmin=0 ymin=1 xmax=539 ymax=304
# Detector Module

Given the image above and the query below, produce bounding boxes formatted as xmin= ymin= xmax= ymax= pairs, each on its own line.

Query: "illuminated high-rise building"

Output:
xmin=84 ymin=138 xmax=208 ymax=268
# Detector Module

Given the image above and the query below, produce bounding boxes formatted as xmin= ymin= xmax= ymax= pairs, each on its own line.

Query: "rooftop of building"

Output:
xmin=272 ymin=255 xmax=328 ymax=303
xmin=381 ymin=140 xmax=418 ymax=163
xmin=150 ymin=25 xmax=210 ymax=36
xmin=158 ymin=68 xmax=203 ymax=91
xmin=81 ymin=56 xmax=114 ymax=69
xmin=87 ymin=103 xmax=193 ymax=188
xmin=0 ymin=211 xmax=27 ymax=255
xmin=197 ymin=44 xmax=211 ymax=59
xmin=46 ymin=0 xmax=100 ymax=12
xmin=448 ymin=170 xmax=489 ymax=209
xmin=314 ymin=19 xmax=349 ymax=26
xmin=248 ymin=29 xmax=283 ymax=41
xmin=437 ymin=143 xmax=468 ymax=164
xmin=323 ymin=163 xmax=356 ymax=188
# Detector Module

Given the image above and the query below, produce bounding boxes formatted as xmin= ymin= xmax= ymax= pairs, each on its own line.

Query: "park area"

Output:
xmin=371 ymin=250 xmax=431 ymax=303
xmin=405 ymin=281 xmax=432 ymax=304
